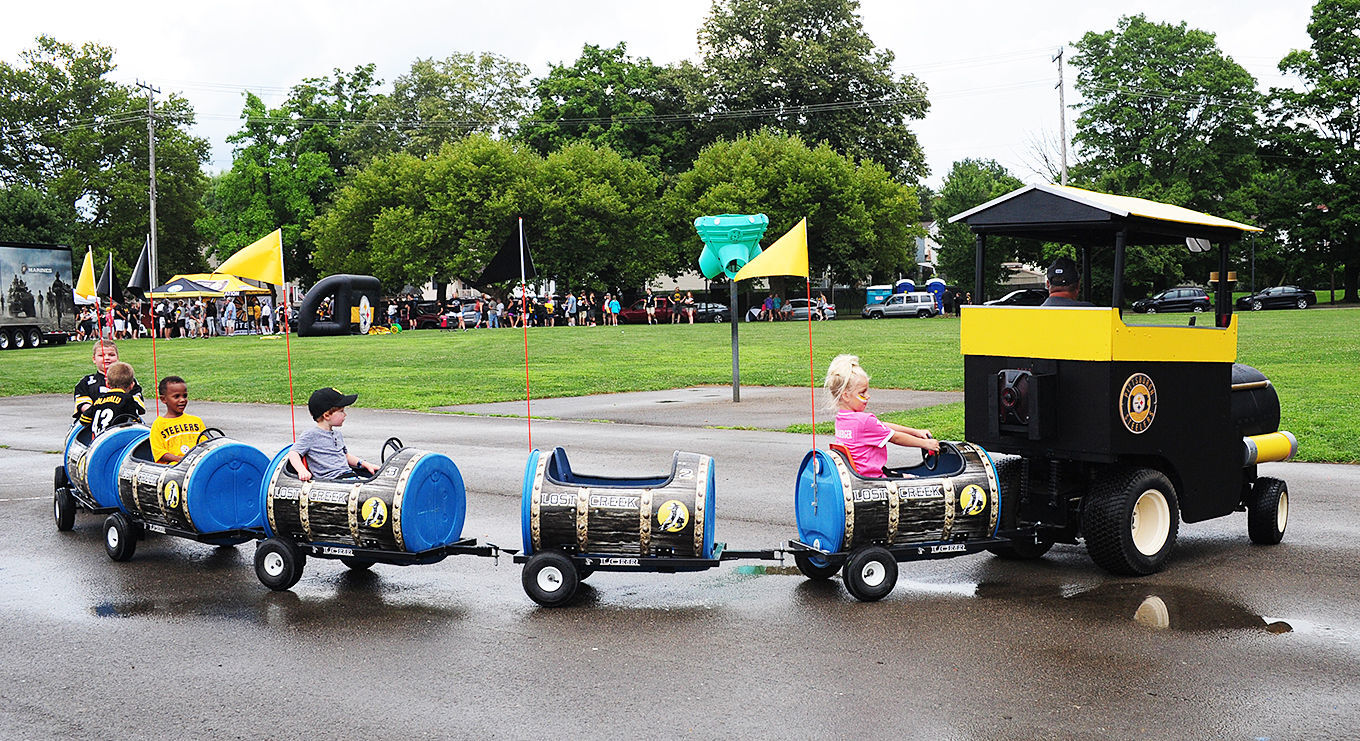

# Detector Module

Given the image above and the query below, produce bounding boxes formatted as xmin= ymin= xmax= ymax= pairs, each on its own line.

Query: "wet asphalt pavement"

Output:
xmin=1 ymin=393 xmax=1357 ymax=739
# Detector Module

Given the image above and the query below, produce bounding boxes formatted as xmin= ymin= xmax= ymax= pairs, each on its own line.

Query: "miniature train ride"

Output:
xmin=51 ymin=185 xmax=1302 ymax=607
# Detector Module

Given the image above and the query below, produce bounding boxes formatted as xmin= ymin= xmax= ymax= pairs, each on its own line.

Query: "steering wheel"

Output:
xmin=381 ymin=437 xmax=404 ymax=464
xmin=196 ymin=427 xmax=226 ymax=444
xmin=922 ymin=432 xmax=939 ymax=472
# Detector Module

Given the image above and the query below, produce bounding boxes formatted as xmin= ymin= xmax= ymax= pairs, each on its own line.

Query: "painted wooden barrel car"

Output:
xmin=114 ymin=434 xmax=269 ymax=539
xmin=63 ymin=423 xmax=150 ymax=510
xmin=520 ymin=447 xmax=717 ymax=560
xmin=260 ymin=444 xmax=467 ymax=554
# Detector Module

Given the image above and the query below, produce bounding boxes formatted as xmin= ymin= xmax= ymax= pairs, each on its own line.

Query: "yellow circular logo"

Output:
xmin=656 ymin=500 xmax=690 ymax=533
xmin=1119 ymin=373 xmax=1158 ymax=434
xmin=959 ymin=484 xmax=988 ymax=516
xmin=361 ymin=497 xmax=388 ymax=528
xmin=163 ymin=480 xmax=181 ymax=509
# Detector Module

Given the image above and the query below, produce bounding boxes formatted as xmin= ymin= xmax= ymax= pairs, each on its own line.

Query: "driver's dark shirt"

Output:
xmin=1040 ymin=295 xmax=1094 ymax=307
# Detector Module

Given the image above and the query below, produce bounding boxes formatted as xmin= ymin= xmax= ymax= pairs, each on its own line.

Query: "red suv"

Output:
xmin=617 ymin=297 xmax=675 ymax=324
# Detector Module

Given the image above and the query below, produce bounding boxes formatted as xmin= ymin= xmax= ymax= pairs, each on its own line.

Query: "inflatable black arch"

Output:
xmin=298 ymin=274 xmax=382 ymax=337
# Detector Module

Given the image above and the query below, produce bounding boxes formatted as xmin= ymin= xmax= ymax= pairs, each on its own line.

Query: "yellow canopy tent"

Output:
xmin=171 ymin=273 xmax=271 ymax=296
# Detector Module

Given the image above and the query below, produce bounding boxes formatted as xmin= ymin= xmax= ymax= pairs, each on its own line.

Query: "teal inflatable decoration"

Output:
xmin=694 ymin=214 xmax=770 ymax=279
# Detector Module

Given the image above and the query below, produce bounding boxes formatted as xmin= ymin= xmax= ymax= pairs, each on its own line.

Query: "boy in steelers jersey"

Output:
xmin=150 ymin=376 xmax=204 ymax=464
xmin=74 ymin=339 xmax=145 ymax=421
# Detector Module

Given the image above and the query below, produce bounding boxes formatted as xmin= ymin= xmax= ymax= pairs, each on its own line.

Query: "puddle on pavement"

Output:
xmin=1059 ymin=582 xmax=1294 ymax=634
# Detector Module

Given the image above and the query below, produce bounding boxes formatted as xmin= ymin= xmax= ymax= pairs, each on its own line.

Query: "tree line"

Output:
xmin=1 ymin=0 xmax=1356 ymax=303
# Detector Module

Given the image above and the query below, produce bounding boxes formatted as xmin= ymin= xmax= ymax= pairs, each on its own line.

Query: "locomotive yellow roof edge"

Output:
xmin=960 ymin=306 xmax=1237 ymax=363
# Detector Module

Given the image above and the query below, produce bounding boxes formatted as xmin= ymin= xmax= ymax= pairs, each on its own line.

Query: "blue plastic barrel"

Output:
xmin=76 ymin=425 xmax=149 ymax=509
xmin=520 ymin=449 xmax=541 ymax=555
xmin=794 ymin=449 xmax=847 ymax=554
xmin=181 ymin=441 xmax=267 ymax=531
xmin=397 ymin=452 xmax=466 ymax=552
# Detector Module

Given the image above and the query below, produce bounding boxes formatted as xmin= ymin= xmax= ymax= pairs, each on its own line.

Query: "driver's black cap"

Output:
xmin=309 ymin=387 xmax=358 ymax=420
xmin=1047 ymin=257 xmax=1079 ymax=287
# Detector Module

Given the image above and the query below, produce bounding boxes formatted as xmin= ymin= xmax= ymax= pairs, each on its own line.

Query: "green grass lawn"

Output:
xmin=5 ymin=307 xmax=1356 ymax=462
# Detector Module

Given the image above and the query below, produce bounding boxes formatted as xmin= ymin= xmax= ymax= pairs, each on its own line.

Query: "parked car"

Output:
xmin=784 ymin=298 xmax=837 ymax=320
xmin=1235 ymin=286 xmax=1317 ymax=311
xmin=693 ymin=302 xmax=730 ymax=323
xmin=984 ymin=288 xmax=1048 ymax=307
xmin=414 ymin=300 xmax=484 ymax=328
xmin=1131 ymin=286 xmax=1211 ymax=314
xmin=862 ymin=291 xmax=937 ymax=319
xmin=618 ymin=296 xmax=675 ymax=324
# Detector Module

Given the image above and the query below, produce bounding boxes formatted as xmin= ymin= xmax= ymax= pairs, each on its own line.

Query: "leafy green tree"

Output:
xmin=309 ymin=134 xmax=539 ymax=293
xmin=0 ymin=185 xmax=76 ymax=244
xmin=0 ymin=36 xmax=209 ymax=276
xmin=699 ymin=0 xmax=929 ymax=181
xmin=521 ymin=43 xmax=711 ymax=175
xmin=381 ymin=52 xmax=530 ymax=158
xmin=664 ymin=129 xmax=921 ymax=286
xmin=532 ymin=141 xmax=665 ymax=291
xmin=933 ymin=159 xmax=1027 ymax=294
xmin=1069 ymin=15 xmax=1263 ymax=293
xmin=201 ymin=66 xmax=387 ymax=284
xmin=1266 ymin=0 xmax=1360 ymax=302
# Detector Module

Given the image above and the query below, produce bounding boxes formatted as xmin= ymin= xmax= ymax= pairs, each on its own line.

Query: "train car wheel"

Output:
xmin=53 ymin=464 xmax=69 ymax=491
xmin=54 ymin=488 xmax=77 ymax=531
xmin=103 ymin=513 xmax=138 ymax=562
xmin=794 ymin=551 xmax=840 ymax=580
xmin=522 ymin=551 xmax=578 ymax=607
xmin=1247 ymin=477 xmax=1288 ymax=545
xmin=1083 ymin=468 xmax=1179 ymax=576
xmin=842 ymin=546 xmax=897 ymax=602
xmin=340 ymin=557 xmax=375 ymax=571
xmin=256 ymin=538 xmax=306 ymax=591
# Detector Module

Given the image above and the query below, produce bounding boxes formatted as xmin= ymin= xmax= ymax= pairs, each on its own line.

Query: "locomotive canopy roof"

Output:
xmin=947 ymin=184 xmax=1262 ymax=246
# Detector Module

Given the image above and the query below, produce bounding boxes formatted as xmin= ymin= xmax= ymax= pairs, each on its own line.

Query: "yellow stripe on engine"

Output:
xmin=961 ymin=306 xmax=1237 ymax=363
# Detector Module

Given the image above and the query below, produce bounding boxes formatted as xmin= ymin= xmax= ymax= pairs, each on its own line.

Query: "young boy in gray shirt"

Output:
xmin=288 ymin=387 xmax=380 ymax=481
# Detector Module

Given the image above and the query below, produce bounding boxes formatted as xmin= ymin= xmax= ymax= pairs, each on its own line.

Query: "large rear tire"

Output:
xmin=1247 ymin=477 xmax=1288 ymax=545
xmin=26 ymin=328 xmax=42 ymax=347
xmin=1083 ymin=468 xmax=1179 ymax=575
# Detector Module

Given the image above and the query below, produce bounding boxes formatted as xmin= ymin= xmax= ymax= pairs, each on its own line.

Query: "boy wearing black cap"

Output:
xmin=287 ymin=387 xmax=380 ymax=481
xmin=1041 ymin=256 xmax=1094 ymax=307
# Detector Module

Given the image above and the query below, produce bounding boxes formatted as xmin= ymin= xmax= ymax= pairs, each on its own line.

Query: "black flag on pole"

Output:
xmin=475 ymin=220 xmax=537 ymax=286
xmin=97 ymin=254 xmax=124 ymax=303
xmin=126 ymin=237 xmax=151 ymax=296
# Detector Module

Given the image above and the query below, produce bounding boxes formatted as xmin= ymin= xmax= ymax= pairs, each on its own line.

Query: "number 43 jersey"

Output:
xmin=80 ymin=387 xmax=143 ymax=435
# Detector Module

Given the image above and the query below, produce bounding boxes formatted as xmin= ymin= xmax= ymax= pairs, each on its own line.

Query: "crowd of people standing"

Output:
xmin=71 ymin=295 xmax=280 ymax=341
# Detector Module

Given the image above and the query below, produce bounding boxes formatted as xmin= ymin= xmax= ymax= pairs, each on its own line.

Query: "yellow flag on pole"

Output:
xmin=733 ymin=218 xmax=808 ymax=281
xmin=75 ymin=250 xmax=96 ymax=299
xmin=217 ymin=229 xmax=284 ymax=285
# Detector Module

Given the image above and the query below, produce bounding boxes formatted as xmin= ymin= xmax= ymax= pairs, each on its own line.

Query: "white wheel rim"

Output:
xmin=860 ymin=560 xmax=886 ymax=587
xmin=1131 ymin=489 xmax=1171 ymax=556
xmin=263 ymin=551 xmax=285 ymax=577
xmin=54 ymin=498 xmax=61 ymax=521
xmin=106 ymin=525 xmax=119 ymax=549
xmin=537 ymin=565 xmax=564 ymax=593
xmin=1277 ymin=491 xmax=1289 ymax=533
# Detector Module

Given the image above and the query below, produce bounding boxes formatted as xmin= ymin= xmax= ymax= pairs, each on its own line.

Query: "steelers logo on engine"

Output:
xmin=656 ymin=500 xmax=690 ymax=533
xmin=959 ymin=484 xmax=988 ymax=516
xmin=1119 ymin=373 xmax=1158 ymax=434
xmin=163 ymin=480 xmax=181 ymax=510
xmin=361 ymin=497 xmax=388 ymax=528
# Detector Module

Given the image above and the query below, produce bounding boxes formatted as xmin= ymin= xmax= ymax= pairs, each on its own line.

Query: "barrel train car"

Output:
xmin=515 ymin=447 xmax=779 ymax=606
xmin=254 ymin=438 xmax=496 ymax=591
xmin=55 ymin=422 xmax=149 ymax=532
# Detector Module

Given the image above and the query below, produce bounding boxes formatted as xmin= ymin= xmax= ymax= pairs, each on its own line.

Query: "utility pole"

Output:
xmin=1053 ymin=47 xmax=1068 ymax=186
xmin=136 ymin=80 xmax=161 ymax=289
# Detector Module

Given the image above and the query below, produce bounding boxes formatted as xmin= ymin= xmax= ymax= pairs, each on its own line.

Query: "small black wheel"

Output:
xmin=340 ymin=556 xmax=375 ymax=570
xmin=1082 ymin=468 xmax=1179 ymax=576
xmin=381 ymin=437 xmax=403 ymax=464
xmin=522 ymin=551 xmax=579 ymax=607
xmin=54 ymin=488 xmax=77 ymax=531
xmin=1251 ymin=300 xmax=1263 ymax=311
xmin=869 ymin=312 xmax=881 ymax=319
xmin=1296 ymin=298 xmax=1308 ymax=310
xmin=842 ymin=546 xmax=897 ymax=602
xmin=1247 ymin=477 xmax=1288 ymax=545
xmin=54 ymin=464 xmax=69 ymax=491
xmin=794 ymin=551 xmax=840 ymax=580
xmin=103 ymin=513 xmax=138 ymax=561
xmin=255 ymin=537 xmax=306 ymax=591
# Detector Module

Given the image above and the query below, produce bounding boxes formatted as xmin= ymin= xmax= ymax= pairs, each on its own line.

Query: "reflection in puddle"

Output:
xmin=1064 ymin=583 xmax=1291 ymax=634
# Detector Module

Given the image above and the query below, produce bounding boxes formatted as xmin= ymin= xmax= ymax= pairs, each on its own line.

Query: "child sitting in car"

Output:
xmin=825 ymin=354 xmax=939 ymax=478
xmin=287 ymin=387 xmax=380 ymax=481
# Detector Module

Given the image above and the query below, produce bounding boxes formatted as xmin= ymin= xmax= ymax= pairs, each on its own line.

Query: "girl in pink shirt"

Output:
xmin=825 ymin=354 xmax=940 ymax=478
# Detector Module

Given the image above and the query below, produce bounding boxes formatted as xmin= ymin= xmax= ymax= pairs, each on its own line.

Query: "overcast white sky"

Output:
xmin=2 ymin=0 xmax=1317 ymax=188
